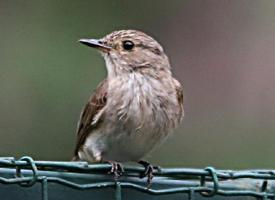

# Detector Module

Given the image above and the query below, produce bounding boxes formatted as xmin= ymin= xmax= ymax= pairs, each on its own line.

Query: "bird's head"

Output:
xmin=79 ymin=30 xmax=171 ymax=77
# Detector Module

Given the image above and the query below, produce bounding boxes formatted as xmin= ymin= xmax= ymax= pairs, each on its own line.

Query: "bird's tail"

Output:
xmin=71 ymin=155 xmax=80 ymax=161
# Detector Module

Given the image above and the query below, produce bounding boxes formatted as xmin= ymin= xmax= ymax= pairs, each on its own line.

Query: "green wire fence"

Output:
xmin=0 ymin=156 xmax=274 ymax=199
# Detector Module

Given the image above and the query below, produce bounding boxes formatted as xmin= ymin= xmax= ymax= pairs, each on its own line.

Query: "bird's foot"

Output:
xmin=138 ymin=160 xmax=158 ymax=188
xmin=108 ymin=161 xmax=124 ymax=180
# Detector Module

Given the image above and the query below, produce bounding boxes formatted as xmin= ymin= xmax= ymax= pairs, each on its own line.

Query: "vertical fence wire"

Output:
xmin=115 ymin=182 xmax=122 ymax=200
xmin=41 ymin=177 xmax=48 ymax=200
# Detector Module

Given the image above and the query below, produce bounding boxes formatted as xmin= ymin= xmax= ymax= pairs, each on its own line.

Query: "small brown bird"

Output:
xmin=73 ymin=30 xmax=184 ymax=184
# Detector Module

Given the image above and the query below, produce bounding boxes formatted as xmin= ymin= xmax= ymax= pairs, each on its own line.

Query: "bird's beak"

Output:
xmin=78 ymin=39 xmax=111 ymax=52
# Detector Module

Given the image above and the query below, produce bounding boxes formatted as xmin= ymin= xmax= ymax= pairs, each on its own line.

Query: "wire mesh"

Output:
xmin=0 ymin=156 xmax=274 ymax=200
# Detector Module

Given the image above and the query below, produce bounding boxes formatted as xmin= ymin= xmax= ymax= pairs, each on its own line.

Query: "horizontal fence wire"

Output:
xmin=0 ymin=156 xmax=275 ymax=199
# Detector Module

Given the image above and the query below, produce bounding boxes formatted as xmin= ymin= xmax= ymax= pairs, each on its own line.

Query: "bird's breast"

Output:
xmin=106 ymin=73 xmax=180 ymax=136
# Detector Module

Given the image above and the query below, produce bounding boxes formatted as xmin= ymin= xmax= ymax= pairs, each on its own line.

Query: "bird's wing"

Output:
xmin=173 ymin=78 xmax=184 ymax=121
xmin=73 ymin=79 xmax=108 ymax=158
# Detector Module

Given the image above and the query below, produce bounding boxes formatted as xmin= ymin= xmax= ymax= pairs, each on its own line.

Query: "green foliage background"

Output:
xmin=1 ymin=0 xmax=275 ymax=168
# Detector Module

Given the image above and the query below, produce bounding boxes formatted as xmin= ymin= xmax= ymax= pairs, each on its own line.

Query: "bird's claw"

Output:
xmin=138 ymin=160 xmax=158 ymax=188
xmin=108 ymin=162 xmax=124 ymax=180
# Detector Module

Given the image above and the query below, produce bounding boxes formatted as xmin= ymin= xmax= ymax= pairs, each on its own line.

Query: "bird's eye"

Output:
xmin=122 ymin=40 xmax=134 ymax=50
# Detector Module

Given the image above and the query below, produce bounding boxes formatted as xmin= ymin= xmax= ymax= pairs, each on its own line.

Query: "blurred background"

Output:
xmin=0 ymin=0 xmax=275 ymax=169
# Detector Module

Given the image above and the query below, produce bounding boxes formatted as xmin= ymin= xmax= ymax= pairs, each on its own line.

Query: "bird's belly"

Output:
xmin=83 ymin=126 xmax=167 ymax=162
xmin=104 ymin=130 xmax=162 ymax=162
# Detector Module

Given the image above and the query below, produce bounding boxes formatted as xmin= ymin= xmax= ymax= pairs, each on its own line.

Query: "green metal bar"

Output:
xmin=41 ymin=177 xmax=48 ymax=200
xmin=2 ymin=158 xmax=275 ymax=181
xmin=115 ymin=182 xmax=122 ymax=200
xmin=1 ymin=157 xmax=275 ymax=199
xmin=188 ymin=189 xmax=194 ymax=200
xmin=0 ymin=168 xmax=272 ymax=197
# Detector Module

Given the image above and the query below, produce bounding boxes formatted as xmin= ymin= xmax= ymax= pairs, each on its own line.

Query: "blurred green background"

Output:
xmin=1 ymin=0 xmax=275 ymax=169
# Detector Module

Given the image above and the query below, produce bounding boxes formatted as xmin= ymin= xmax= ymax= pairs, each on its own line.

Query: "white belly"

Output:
xmin=81 ymin=127 xmax=166 ymax=162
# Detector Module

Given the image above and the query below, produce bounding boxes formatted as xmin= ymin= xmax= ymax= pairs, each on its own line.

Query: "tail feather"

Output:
xmin=71 ymin=155 xmax=80 ymax=161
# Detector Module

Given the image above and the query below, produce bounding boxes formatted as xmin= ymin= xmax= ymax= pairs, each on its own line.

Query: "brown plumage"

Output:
xmin=74 ymin=30 xmax=184 ymax=166
xmin=73 ymin=79 xmax=108 ymax=160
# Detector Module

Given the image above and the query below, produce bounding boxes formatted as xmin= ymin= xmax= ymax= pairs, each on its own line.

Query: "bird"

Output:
xmin=73 ymin=30 xmax=184 ymax=185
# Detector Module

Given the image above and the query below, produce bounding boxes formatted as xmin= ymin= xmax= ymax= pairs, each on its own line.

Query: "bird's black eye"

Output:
xmin=122 ymin=40 xmax=134 ymax=50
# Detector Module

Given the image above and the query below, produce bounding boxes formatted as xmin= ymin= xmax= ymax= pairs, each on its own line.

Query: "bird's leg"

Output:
xmin=108 ymin=161 xmax=124 ymax=180
xmin=138 ymin=160 xmax=158 ymax=187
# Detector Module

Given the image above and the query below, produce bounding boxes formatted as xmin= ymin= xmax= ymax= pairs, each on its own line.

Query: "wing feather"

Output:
xmin=73 ymin=79 xmax=108 ymax=158
xmin=173 ymin=78 xmax=184 ymax=121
